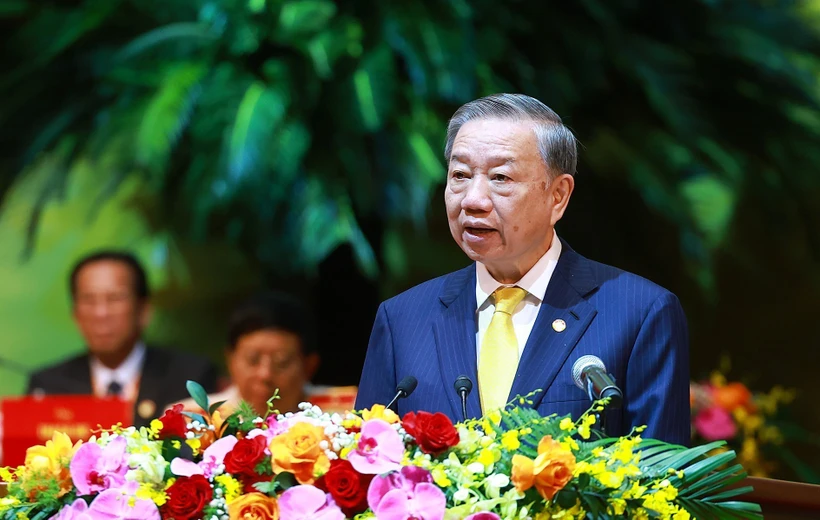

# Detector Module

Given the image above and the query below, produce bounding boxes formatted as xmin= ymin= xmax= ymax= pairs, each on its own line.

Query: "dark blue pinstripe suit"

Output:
xmin=355 ymin=239 xmax=691 ymax=446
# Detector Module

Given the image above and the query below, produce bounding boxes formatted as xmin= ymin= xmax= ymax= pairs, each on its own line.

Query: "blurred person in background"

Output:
xmin=178 ymin=291 xmax=356 ymax=417
xmin=26 ymin=250 xmax=219 ymax=427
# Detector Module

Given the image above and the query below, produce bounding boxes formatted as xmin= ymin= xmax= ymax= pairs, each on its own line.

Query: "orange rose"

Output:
xmin=713 ymin=382 xmax=755 ymax=412
xmin=228 ymin=492 xmax=279 ymax=520
xmin=269 ymin=422 xmax=330 ymax=484
xmin=512 ymin=435 xmax=576 ymax=500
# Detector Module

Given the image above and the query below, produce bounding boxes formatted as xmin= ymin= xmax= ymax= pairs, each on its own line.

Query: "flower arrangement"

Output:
xmin=1 ymin=382 xmax=762 ymax=520
xmin=690 ymin=364 xmax=797 ymax=478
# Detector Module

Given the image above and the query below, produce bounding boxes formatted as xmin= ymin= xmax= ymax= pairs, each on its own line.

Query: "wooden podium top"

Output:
xmin=738 ymin=477 xmax=820 ymax=520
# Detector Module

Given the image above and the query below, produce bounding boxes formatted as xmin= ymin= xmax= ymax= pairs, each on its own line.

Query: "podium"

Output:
xmin=737 ymin=477 xmax=820 ymax=519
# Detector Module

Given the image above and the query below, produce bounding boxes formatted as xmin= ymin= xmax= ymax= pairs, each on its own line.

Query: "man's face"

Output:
xmin=445 ymin=118 xmax=571 ymax=282
xmin=227 ymin=329 xmax=317 ymax=415
xmin=72 ymin=260 xmax=148 ymax=358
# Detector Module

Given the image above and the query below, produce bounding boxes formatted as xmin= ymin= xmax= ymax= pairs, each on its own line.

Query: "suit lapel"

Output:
xmin=509 ymin=241 xmax=599 ymax=410
xmin=69 ymin=355 xmax=93 ymax=394
xmin=135 ymin=347 xmax=167 ymax=423
xmin=432 ymin=265 xmax=483 ymax=420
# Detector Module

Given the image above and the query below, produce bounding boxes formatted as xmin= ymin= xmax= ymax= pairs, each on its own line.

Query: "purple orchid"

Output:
xmin=86 ymin=481 xmax=160 ymax=520
xmin=49 ymin=498 xmax=92 ymax=520
xmin=170 ymin=435 xmax=238 ymax=478
xmin=347 ymin=419 xmax=404 ymax=475
xmin=367 ymin=466 xmax=446 ymax=520
xmin=69 ymin=436 xmax=129 ymax=495
xmin=278 ymin=485 xmax=345 ymax=520
xmin=465 ymin=513 xmax=501 ymax=520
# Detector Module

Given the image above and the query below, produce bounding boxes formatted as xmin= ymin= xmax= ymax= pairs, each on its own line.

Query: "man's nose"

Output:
xmin=461 ymin=176 xmax=493 ymax=212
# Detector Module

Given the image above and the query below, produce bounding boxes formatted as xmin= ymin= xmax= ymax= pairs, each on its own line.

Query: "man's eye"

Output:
xmin=451 ymin=171 xmax=467 ymax=180
xmin=492 ymin=174 xmax=510 ymax=182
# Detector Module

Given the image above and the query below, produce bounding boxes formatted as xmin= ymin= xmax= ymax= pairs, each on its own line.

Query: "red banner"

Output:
xmin=1 ymin=395 xmax=133 ymax=467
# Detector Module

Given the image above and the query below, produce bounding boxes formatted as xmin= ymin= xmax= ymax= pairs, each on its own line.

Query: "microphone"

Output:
xmin=572 ymin=355 xmax=623 ymax=409
xmin=386 ymin=376 xmax=418 ymax=411
xmin=453 ymin=375 xmax=473 ymax=422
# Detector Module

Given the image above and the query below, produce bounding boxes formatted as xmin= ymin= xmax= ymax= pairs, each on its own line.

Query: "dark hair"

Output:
xmin=227 ymin=292 xmax=317 ymax=355
xmin=444 ymin=93 xmax=578 ymax=177
xmin=70 ymin=250 xmax=149 ymax=301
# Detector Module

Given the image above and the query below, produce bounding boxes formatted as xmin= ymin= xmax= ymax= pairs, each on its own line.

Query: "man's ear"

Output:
xmin=139 ymin=302 xmax=153 ymax=329
xmin=549 ymin=173 xmax=575 ymax=226
xmin=304 ymin=353 xmax=321 ymax=380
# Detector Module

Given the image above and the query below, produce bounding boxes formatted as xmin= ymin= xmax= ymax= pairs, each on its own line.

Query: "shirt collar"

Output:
xmin=476 ymin=229 xmax=562 ymax=308
xmin=90 ymin=341 xmax=147 ymax=387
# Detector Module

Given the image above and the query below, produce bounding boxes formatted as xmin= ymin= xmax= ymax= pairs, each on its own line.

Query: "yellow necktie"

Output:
xmin=478 ymin=286 xmax=528 ymax=414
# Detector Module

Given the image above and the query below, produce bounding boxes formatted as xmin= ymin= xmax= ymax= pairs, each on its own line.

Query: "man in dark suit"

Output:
xmin=355 ymin=94 xmax=690 ymax=445
xmin=26 ymin=251 xmax=218 ymax=428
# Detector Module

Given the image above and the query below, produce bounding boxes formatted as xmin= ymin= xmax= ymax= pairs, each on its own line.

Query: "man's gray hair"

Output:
xmin=444 ymin=93 xmax=578 ymax=177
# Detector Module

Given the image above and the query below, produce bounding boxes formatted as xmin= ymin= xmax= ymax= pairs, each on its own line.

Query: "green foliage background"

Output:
xmin=1 ymin=0 xmax=820 ymax=479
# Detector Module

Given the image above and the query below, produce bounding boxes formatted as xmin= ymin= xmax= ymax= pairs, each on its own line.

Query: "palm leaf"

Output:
xmin=135 ymin=62 xmax=206 ymax=175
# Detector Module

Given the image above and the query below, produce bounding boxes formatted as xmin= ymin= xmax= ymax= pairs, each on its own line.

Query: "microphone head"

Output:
xmin=572 ymin=355 xmax=607 ymax=389
xmin=454 ymin=375 xmax=473 ymax=394
xmin=397 ymin=376 xmax=418 ymax=397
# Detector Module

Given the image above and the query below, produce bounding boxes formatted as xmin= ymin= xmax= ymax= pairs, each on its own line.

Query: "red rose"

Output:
xmin=157 ymin=404 xmax=188 ymax=440
xmin=402 ymin=411 xmax=460 ymax=455
xmin=224 ymin=436 xmax=267 ymax=476
xmin=316 ymin=459 xmax=373 ymax=517
xmin=161 ymin=474 xmax=212 ymax=520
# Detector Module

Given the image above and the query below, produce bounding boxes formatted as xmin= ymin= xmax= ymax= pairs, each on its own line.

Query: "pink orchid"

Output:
xmin=367 ymin=466 xmax=446 ymax=520
xmin=170 ymin=435 xmax=238 ymax=478
xmin=49 ymin=498 xmax=92 ymax=520
xmin=694 ymin=405 xmax=737 ymax=441
xmin=465 ymin=513 xmax=501 ymax=520
xmin=70 ymin=436 xmax=129 ymax=495
xmin=347 ymin=419 xmax=404 ymax=474
xmin=85 ymin=481 xmax=160 ymax=520
xmin=278 ymin=485 xmax=345 ymax=520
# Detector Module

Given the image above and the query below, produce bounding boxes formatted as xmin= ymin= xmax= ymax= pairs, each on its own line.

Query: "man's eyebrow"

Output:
xmin=450 ymin=153 xmax=516 ymax=165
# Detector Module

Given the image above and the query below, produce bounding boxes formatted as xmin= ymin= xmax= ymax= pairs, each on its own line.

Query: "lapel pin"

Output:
xmin=138 ymin=399 xmax=156 ymax=419
xmin=552 ymin=319 xmax=567 ymax=333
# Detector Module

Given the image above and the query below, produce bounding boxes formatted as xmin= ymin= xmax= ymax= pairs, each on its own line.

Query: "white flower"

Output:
xmin=467 ymin=462 xmax=485 ymax=475
xmin=453 ymin=488 xmax=470 ymax=503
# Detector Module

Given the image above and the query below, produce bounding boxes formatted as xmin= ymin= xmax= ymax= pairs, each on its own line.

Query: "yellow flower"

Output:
xmin=215 ymin=474 xmax=243 ymax=504
xmin=501 ymin=430 xmax=520 ymax=451
xmin=149 ymin=419 xmax=163 ymax=438
xmin=136 ymin=482 xmax=168 ymax=507
xmin=476 ymin=448 xmax=496 ymax=468
xmin=577 ymin=414 xmax=596 ymax=440
xmin=559 ymin=418 xmax=574 ymax=431
xmin=431 ymin=467 xmax=452 ymax=487
xmin=185 ymin=437 xmax=202 ymax=455
xmin=23 ymin=431 xmax=82 ymax=495
xmin=361 ymin=404 xmax=399 ymax=424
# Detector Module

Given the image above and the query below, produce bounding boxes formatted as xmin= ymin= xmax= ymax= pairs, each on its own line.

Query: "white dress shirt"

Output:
xmin=475 ymin=230 xmax=562 ymax=358
xmin=90 ymin=341 xmax=146 ymax=401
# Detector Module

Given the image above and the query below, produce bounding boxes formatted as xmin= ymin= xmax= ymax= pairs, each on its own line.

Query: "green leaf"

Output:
xmin=209 ymin=400 xmax=227 ymax=415
xmin=228 ymin=82 xmax=288 ymax=182
xmin=135 ymin=63 xmax=207 ymax=174
xmin=278 ymin=0 xmax=336 ymax=35
xmin=186 ymin=380 xmax=209 ymax=411
xmin=273 ymin=471 xmax=297 ymax=490
xmin=115 ymin=22 xmax=217 ymax=62
xmin=554 ymin=488 xmax=578 ymax=509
